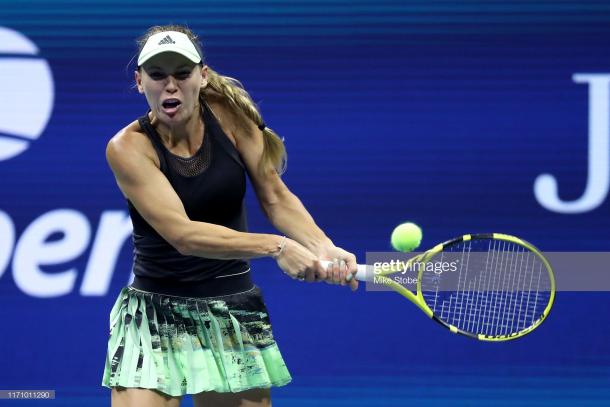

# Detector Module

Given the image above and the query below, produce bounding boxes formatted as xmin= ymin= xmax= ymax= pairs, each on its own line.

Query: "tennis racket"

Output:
xmin=323 ymin=233 xmax=555 ymax=341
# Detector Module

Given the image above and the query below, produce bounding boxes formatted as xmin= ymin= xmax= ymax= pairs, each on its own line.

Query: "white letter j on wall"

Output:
xmin=534 ymin=74 xmax=610 ymax=214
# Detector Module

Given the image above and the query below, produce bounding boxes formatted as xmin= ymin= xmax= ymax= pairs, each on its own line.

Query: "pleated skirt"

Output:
xmin=101 ymin=285 xmax=292 ymax=397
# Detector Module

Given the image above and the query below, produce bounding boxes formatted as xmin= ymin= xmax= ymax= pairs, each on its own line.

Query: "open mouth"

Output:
xmin=162 ymin=98 xmax=182 ymax=109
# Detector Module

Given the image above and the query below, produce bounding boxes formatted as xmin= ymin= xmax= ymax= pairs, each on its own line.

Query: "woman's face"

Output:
xmin=136 ymin=52 xmax=207 ymax=125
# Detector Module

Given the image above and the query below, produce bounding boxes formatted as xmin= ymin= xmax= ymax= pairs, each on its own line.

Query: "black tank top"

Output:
xmin=128 ymin=103 xmax=252 ymax=297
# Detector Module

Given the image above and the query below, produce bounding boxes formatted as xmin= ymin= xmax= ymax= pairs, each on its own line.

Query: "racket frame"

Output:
xmin=368 ymin=233 xmax=556 ymax=341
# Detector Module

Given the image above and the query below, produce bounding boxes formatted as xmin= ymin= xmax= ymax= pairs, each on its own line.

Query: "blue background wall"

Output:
xmin=1 ymin=1 xmax=609 ymax=405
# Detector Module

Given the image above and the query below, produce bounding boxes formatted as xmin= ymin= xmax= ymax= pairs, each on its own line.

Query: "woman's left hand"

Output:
xmin=317 ymin=245 xmax=359 ymax=291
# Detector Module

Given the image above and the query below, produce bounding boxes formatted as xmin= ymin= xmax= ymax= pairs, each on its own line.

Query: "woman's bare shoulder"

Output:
xmin=107 ymin=119 xmax=160 ymax=168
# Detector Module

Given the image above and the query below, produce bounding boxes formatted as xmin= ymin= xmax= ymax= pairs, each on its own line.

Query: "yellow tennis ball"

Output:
xmin=391 ymin=222 xmax=422 ymax=252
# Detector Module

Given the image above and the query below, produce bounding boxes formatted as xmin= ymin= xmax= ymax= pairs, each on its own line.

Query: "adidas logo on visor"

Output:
xmin=158 ymin=35 xmax=175 ymax=45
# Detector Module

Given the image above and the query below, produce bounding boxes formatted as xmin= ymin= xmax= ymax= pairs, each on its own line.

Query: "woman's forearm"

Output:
xmin=176 ymin=220 xmax=283 ymax=260
xmin=263 ymin=190 xmax=333 ymax=254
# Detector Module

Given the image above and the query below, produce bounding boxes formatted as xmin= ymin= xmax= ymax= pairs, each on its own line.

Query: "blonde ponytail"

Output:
xmin=204 ymin=68 xmax=287 ymax=175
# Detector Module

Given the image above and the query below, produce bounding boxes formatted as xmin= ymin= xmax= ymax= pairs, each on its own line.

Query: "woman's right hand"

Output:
xmin=275 ymin=238 xmax=327 ymax=282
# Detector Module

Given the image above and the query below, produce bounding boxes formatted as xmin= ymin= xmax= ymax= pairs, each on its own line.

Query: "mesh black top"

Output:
xmin=165 ymin=126 xmax=212 ymax=178
xmin=127 ymin=102 xmax=250 ymax=290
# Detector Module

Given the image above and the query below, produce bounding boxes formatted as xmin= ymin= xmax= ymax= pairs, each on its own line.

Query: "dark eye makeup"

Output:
xmin=146 ymin=67 xmax=193 ymax=81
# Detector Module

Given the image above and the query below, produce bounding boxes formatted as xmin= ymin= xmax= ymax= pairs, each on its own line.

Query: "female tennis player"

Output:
xmin=101 ymin=25 xmax=358 ymax=407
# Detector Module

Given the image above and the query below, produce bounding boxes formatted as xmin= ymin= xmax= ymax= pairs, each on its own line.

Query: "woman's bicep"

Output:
xmin=236 ymin=127 xmax=289 ymax=209
xmin=106 ymin=138 xmax=190 ymax=251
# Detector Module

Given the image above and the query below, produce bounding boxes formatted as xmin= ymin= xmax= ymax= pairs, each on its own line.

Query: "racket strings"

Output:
xmin=421 ymin=239 xmax=552 ymax=337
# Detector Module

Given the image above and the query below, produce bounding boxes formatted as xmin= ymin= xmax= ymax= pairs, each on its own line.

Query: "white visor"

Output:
xmin=137 ymin=31 xmax=202 ymax=66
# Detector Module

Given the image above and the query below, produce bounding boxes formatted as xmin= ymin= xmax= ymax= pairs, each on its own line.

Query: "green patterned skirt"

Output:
xmin=101 ymin=285 xmax=292 ymax=397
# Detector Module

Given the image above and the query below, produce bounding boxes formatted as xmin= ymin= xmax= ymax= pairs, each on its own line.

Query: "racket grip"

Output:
xmin=319 ymin=260 xmax=370 ymax=282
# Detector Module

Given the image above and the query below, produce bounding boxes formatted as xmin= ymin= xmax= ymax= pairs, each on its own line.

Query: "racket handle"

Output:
xmin=319 ymin=260 xmax=370 ymax=282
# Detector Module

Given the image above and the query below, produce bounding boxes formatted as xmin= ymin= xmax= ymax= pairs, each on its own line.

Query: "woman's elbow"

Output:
xmin=261 ymin=189 xmax=291 ymax=218
xmin=171 ymin=235 xmax=193 ymax=256
xmin=167 ymin=223 xmax=196 ymax=256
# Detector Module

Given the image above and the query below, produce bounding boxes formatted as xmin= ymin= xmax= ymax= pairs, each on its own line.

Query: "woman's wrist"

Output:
xmin=272 ymin=235 xmax=287 ymax=259
xmin=306 ymin=236 xmax=334 ymax=257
